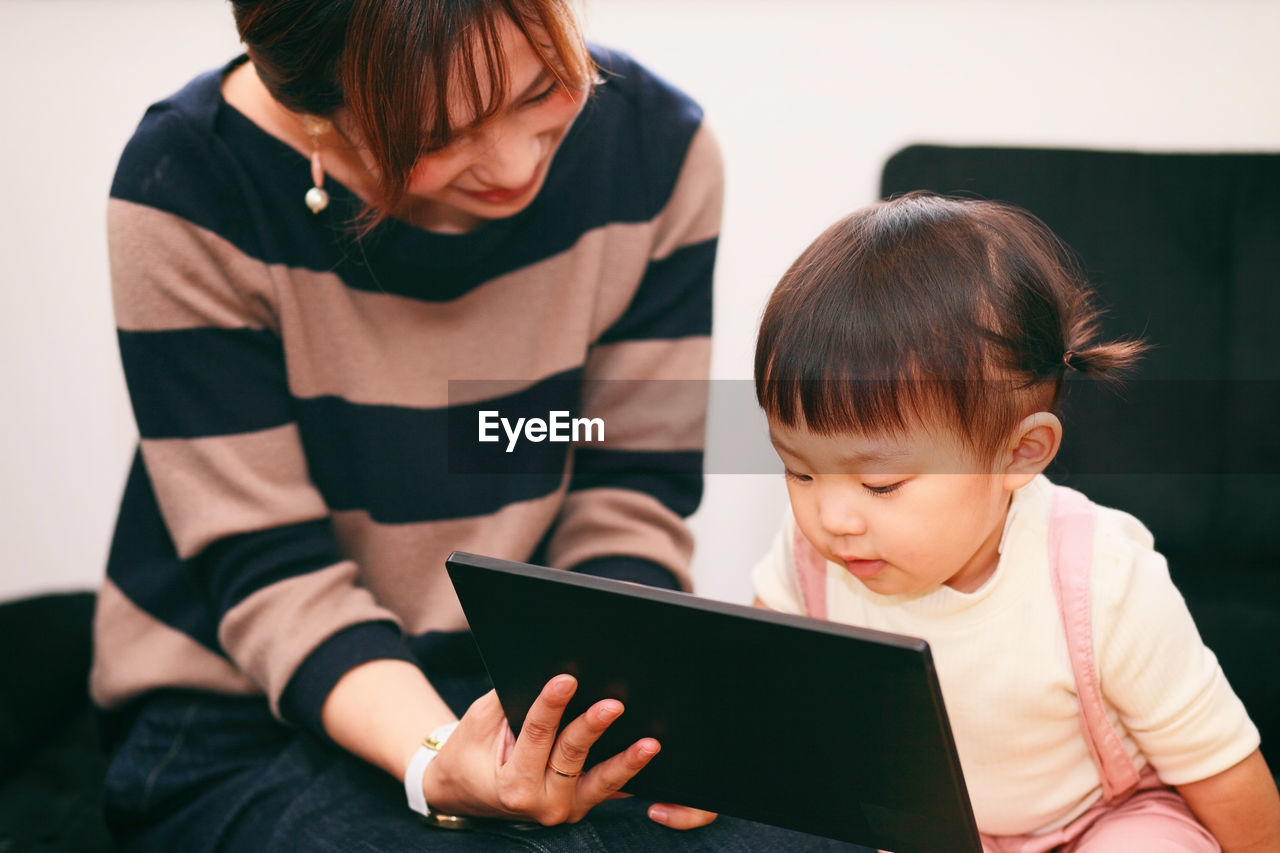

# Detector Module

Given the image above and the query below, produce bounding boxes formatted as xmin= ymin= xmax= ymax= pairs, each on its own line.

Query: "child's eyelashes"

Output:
xmin=782 ymin=470 xmax=903 ymax=496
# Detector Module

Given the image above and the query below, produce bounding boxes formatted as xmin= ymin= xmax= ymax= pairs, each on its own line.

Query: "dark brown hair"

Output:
xmin=231 ymin=0 xmax=595 ymax=226
xmin=754 ymin=192 xmax=1146 ymax=460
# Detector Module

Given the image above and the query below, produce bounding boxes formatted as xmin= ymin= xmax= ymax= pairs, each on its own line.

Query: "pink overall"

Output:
xmin=793 ymin=486 xmax=1220 ymax=852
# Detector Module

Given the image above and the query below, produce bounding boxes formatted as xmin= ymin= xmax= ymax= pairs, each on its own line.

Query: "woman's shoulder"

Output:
xmin=581 ymin=48 xmax=709 ymax=168
xmin=588 ymin=46 xmax=706 ymax=129
xmin=112 ymin=59 xmax=243 ymax=199
xmin=109 ymin=57 xmax=288 ymax=257
xmin=567 ymin=46 xmax=720 ymax=231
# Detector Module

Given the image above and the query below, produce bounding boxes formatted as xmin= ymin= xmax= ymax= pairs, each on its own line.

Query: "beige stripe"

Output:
xmin=109 ymin=211 xmax=652 ymax=393
xmin=141 ymin=424 xmax=329 ymax=560
xmin=109 ymin=199 xmax=279 ymax=332
xmin=90 ymin=578 xmax=258 ymax=709
xmin=543 ymin=487 xmax=694 ymax=590
xmin=277 ymin=222 xmax=655 ymax=407
xmin=219 ymin=560 xmax=398 ymax=717
xmin=331 ymin=480 xmax=569 ymax=635
xmin=579 ymin=337 xmax=710 ymax=451
xmin=650 ymin=123 xmax=724 ymax=261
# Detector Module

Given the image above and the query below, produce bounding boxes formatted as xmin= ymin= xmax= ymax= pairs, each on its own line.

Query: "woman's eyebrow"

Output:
xmin=455 ymin=65 xmax=550 ymax=131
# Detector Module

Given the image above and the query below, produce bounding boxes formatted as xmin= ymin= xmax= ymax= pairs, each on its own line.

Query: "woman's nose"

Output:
xmin=472 ymin=127 xmax=543 ymax=188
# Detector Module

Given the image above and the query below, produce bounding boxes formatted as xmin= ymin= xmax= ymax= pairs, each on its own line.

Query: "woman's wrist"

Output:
xmin=320 ymin=658 xmax=458 ymax=781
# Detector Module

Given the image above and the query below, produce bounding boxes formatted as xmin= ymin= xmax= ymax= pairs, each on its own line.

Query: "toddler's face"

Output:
xmin=768 ymin=419 xmax=1017 ymax=596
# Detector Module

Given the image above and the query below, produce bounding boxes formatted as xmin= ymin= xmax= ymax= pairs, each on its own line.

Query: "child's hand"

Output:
xmin=647 ymin=803 xmax=719 ymax=829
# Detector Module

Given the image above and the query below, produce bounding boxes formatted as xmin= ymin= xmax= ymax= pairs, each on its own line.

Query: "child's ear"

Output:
xmin=1001 ymin=412 xmax=1063 ymax=490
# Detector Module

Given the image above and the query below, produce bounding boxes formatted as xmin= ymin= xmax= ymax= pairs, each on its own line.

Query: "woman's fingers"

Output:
xmin=647 ymin=803 xmax=719 ymax=830
xmin=546 ymin=698 xmax=624 ymax=780
xmin=505 ymin=674 xmax=577 ymax=777
xmin=571 ymin=736 xmax=661 ymax=816
xmin=492 ymin=676 xmax=686 ymax=827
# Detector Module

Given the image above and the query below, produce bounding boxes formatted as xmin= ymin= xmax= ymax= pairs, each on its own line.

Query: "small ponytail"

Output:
xmin=1060 ymin=294 xmax=1148 ymax=380
xmin=1062 ymin=339 xmax=1148 ymax=377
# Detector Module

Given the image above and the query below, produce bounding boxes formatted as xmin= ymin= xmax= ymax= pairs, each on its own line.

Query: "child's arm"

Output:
xmin=1175 ymin=748 xmax=1280 ymax=852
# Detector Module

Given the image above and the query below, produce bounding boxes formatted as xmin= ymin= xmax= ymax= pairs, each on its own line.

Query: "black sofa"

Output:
xmin=882 ymin=144 xmax=1280 ymax=761
xmin=0 ymin=591 xmax=113 ymax=851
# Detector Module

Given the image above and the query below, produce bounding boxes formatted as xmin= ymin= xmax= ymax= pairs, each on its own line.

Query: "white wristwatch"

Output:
xmin=404 ymin=721 xmax=459 ymax=820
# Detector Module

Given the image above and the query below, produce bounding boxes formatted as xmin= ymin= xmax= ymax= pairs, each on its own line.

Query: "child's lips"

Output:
xmin=842 ymin=558 xmax=887 ymax=578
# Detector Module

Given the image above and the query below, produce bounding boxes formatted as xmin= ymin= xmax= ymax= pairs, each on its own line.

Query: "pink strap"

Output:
xmin=792 ymin=524 xmax=828 ymax=620
xmin=1048 ymin=486 xmax=1142 ymax=803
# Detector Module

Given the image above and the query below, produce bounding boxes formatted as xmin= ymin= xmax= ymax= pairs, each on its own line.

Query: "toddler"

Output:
xmin=751 ymin=193 xmax=1280 ymax=851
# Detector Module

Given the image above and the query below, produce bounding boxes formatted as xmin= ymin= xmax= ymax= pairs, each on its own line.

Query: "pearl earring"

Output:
xmin=302 ymin=115 xmax=332 ymax=214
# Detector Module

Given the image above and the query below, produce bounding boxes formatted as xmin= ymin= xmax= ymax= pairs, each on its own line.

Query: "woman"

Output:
xmin=91 ymin=1 xmax=869 ymax=849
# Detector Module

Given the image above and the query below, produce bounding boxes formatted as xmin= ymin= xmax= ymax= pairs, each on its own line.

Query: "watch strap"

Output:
xmin=404 ymin=721 xmax=460 ymax=817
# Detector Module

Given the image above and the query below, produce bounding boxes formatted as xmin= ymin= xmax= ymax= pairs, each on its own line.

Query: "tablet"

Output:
xmin=445 ymin=551 xmax=982 ymax=853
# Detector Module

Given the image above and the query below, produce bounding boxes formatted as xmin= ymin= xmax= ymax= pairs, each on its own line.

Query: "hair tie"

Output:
xmin=1062 ymin=350 xmax=1076 ymax=370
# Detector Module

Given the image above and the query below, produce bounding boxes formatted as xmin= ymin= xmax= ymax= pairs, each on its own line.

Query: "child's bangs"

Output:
xmin=757 ymin=362 xmax=968 ymax=442
xmin=758 ymin=364 xmax=1024 ymax=467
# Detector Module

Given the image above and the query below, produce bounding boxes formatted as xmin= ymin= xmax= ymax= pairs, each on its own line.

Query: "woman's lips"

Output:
xmin=460 ymin=168 xmax=542 ymax=205
xmin=842 ymin=558 xmax=886 ymax=579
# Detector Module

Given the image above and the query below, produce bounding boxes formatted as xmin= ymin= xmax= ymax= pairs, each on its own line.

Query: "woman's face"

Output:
xmin=398 ymin=15 xmax=587 ymax=232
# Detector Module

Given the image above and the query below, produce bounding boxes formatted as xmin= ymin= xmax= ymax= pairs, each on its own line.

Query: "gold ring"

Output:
xmin=547 ymin=762 xmax=581 ymax=778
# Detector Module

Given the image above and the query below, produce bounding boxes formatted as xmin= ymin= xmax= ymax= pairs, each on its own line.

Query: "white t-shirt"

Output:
xmin=752 ymin=475 xmax=1259 ymax=836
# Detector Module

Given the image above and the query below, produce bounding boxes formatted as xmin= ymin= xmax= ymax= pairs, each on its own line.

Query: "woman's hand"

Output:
xmin=422 ymin=674 xmax=716 ymax=829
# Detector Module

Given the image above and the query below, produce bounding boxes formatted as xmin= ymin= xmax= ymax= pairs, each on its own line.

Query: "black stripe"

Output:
xmin=569 ymin=447 xmax=704 ymax=518
xmin=297 ymin=371 xmax=585 ymax=523
xmin=105 ymin=450 xmax=224 ymax=654
xmin=597 ymin=238 xmax=716 ymax=344
xmin=109 ymin=48 xmax=707 ymax=304
xmin=118 ymin=327 xmax=291 ymax=439
xmin=189 ymin=519 xmax=345 ymax=622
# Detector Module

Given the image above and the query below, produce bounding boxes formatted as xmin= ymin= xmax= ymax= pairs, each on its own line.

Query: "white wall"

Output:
xmin=2 ymin=0 xmax=1277 ymax=603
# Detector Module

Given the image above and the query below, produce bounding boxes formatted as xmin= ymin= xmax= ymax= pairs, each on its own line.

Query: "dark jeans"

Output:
xmin=102 ymin=689 xmax=872 ymax=853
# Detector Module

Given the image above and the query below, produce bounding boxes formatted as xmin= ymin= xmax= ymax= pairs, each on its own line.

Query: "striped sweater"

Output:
xmin=91 ymin=48 xmax=722 ymax=736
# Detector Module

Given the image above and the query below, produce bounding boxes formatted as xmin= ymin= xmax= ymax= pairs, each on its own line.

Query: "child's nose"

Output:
xmin=817 ymin=488 xmax=868 ymax=537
